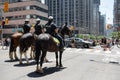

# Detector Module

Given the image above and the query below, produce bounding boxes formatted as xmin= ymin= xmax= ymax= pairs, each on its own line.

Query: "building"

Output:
xmin=0 ymin=0 xmax=48 ymax=38
xmin=113 ymin=0 xmax=120 ymax=31
xmin=99 ymin=14 xmax=106 ymax=36
xmin=91 ymin=0 xmax=100 ymax=35
xmin=45 ymin=0 xmax=100 ymax=35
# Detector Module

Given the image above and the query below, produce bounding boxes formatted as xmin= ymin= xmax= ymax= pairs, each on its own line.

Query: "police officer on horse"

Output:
xmin=22 ymin=19 xmax=31 ymax=34
xmin=34 ymin=18 xmax=43 ymax=35
xmin=45 ymin=16 xmax=64 ymax=51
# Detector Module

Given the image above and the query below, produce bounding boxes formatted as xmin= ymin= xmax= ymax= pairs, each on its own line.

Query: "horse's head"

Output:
xmin=59 ymin=25 xmax=73 ymax=38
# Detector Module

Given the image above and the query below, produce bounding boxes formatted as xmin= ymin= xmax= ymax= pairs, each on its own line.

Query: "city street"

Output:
xmin=0 ymin=45 xmax=120 ymax=80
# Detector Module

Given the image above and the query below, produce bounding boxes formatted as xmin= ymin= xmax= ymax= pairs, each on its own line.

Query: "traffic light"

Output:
xmin=5 ymin=18 xmax=8 ymax=25
xmin=4 ymin=1 xmax=9 ymax=12
xmin=2 ymin=21 xmax=5 ymax=27
xmin=106 ymin=24 xmax=110 ymax=29
xmin=0 ymin=29 xmax=2 ymax=34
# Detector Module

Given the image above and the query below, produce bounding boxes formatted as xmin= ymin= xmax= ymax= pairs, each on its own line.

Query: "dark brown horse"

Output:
xmin=35 ymin=25 xmax=72 ymax=73
xmin=19 ymin=33 xmax=35 ymax=64
xmin=9 ymin=32 xmax=23 ymax=60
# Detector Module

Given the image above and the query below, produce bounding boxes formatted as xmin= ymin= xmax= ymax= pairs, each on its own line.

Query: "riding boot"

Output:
xmin=59 ymin=41 xmax=65 ymax=51
xmin=53 ymin=34 xmax=65 ymax=51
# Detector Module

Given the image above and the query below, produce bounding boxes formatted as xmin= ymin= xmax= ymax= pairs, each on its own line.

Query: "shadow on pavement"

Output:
xmin=27 ymin=67 xmax=67 ymax=78
xmin=89 ymin=59 xmax=120 ymax=65
xmin=14 ymin=61 xmax=36 ymax=67
xmin=4 ymin=59 xmax=19 ymax=62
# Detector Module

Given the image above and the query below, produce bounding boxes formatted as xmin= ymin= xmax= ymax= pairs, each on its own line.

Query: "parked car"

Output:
xmin=64 ymin=37 xmax=93 ymax=48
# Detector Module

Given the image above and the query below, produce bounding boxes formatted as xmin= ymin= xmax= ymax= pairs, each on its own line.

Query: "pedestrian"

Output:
xmin=22 ymin=19 xmax=31 ymax=34
xmin=68 ymin=39 xmax=76 ymax=48
xmin=4 ymin=38 xmax=9 ymax=49
xmin=101 ymin=37 xmax=107 ymax=51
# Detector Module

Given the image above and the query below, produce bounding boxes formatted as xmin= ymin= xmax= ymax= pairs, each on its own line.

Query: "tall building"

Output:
xmin=99 ymin=14 xmax=106 ymax=36
xmin=0 ymin=0 xmax=48 ymax=37
xmin=45 ymin=0 xmax=100 ymax=35
xmin=114 ymin=0 xmax=120 ymax=31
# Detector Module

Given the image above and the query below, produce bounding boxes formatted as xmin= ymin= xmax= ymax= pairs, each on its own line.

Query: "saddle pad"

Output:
xmin=53 ymin=37 xmax=60 ymax=44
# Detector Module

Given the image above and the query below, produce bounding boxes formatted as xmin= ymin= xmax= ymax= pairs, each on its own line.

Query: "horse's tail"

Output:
xmin=9 ymin=37 xmax=15 ymax=59
xmin=19 ymin=38 xmax=25 ymax=53
xmin=9 ymin=37 xmax=14 ymax=54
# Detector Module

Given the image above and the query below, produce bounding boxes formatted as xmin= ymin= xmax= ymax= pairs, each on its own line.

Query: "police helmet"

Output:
xmin=36 ymin=18 xmax=41 ymax=21
xmin=48 ymin=16 xmax=53 ymax=20
xmin=25 ymin=19 xmax=29 ymax=22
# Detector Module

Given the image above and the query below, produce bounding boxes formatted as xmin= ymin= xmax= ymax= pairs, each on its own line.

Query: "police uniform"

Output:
xmin=45 ymin=16 xmax=64 ymax=50
xmin=23 ymin=19 xmax=31 ymax=34
xmin=49 ymin=23 xmax=64 ymax=50
xmin=34 ymin=18 xmax=42 ymax=35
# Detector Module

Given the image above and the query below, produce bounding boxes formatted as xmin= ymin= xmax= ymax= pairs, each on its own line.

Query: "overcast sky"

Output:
xmin=100 ymin=0 xmax=114 ymax=24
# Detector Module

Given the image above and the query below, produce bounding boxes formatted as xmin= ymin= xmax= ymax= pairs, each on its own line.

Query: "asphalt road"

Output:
xmin=0 ymin=45 xmax=120 ymax=80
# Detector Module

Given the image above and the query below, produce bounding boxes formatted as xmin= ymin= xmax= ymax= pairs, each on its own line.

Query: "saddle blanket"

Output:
xmin=53 ymin=37 xmax=60 ymax=45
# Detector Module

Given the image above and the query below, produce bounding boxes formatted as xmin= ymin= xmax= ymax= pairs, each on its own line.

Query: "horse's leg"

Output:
xmin=59 ymin=51 xmax=63 ymax=67
xmin=40 ymin=50 xmax=47 ymax=73
xmin=14 ymin=48 xmax=18 ymax=60
xmin=9 ymin=52 xmax=13 ymax=60
xmin=19 ymin=52 xmax=23 ymax=64
xmin=44 ymin=56 xmax=49 ymax=62
xmin=24 ymin=52 xmax=29 ymax=64
xmin=55 ymin=52 xmax=59 ymax=67
xmin=30 ymin=46 xmax=33 ymax=59
xmin=35 ymin=43 xmax=41 ymax=73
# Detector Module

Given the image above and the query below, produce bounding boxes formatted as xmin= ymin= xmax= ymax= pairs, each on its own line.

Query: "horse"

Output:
xmin=19 ymin=33 xmax=35 ymax=64
xmin=9 ymin=32 xmax=35 ymax=61
xmin=35 ymin=25 xmax=72 ymax=73
xmin=9 ymin=32 xmax=23 ymax=60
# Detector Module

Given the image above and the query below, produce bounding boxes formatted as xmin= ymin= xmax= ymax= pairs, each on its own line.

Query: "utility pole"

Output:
xmin=0 ymin=1 xmax=9 ymax=40
xmin=0 ymin=2 xmax=4 ymax=40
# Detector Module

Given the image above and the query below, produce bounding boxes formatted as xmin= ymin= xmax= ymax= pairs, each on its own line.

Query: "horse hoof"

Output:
xmin=59 ymin=65 xmax=63 ymax=68
xmin=15 ymin=58 xmax=19 ymax=61
xmin=10 ymin=58 xmax=13 ymax=61
xmin=19 ymin=62 xmax=23 ymax=64
xmin=36 ymin=69 xmax=44 ymax=74
xmin=26 ymin=62 xmax=29 ymax=64
xmin=44 ymin=60 xmax=49 ymax=63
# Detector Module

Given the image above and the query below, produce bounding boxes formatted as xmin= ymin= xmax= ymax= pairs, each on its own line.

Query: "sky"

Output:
xmin=100 ymin=0 xmax=114 ymax=24
xmin=42 ymin=0 xmax=114 ymax=24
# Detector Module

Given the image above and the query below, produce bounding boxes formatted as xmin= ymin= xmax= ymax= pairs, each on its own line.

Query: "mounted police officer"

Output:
xmin=34 ymin=18 xmax=43 ymax=35
xmin=45 ymin=16 xmax=54 ymax=34
xmin=45 ymin=16 xmax=64 ymax=51
xmin=22 ymin=19 xmax=31 ymax=34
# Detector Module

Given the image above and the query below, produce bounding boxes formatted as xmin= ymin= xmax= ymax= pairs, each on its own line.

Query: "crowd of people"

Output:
xmin=66 ymin=36 xmax=119 ymax=51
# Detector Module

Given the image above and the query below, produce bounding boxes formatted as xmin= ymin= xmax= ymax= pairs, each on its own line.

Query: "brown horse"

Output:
xmin=19 ymin=33 xmax=35 ymax=64
xmin=9 ymin=32 xmax=23 ymax=60
xmin=35 ymin=25 xmax=72 ymax=73
xmin=9 ymin=32 xmax=35 ymax=61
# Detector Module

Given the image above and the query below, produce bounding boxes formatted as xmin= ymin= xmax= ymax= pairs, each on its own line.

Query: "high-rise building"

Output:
xmin=114 ymin=0 xmax=120 ymax=31
xmin=99 ymin=14 xmax=106 ymax=36
xmin=45 ymin=0 xmax=100 ymax=35
xmin=0 ymin=0 xmax=48 ymax=37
